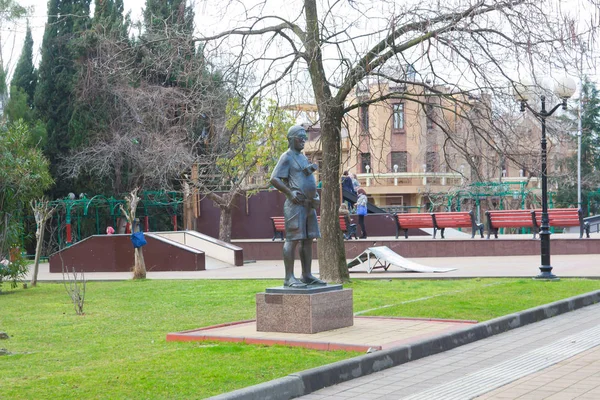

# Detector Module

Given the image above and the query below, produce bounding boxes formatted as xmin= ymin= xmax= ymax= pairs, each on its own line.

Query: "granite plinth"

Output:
xmin=256 ymin=288 xmax=353 ymax=334
xmin=265 ymin=284 xmax=343 ymax=294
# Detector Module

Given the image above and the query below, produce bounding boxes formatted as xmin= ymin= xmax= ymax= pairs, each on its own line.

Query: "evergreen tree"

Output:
xmin=4 ymin=88 xmax=46 ymax=147
xmin=579 ymin=78 xmax=600 ymax=177
xmin=554 ymin=76 xmax=600 ymax=215
xmin=34 ymin=0 xmax=91 ymax=196
xmin=69 ymin=0 xmax=129 ymax=149
xmin=143 ymin=0 xmax=194 ymax=33
xmin=5 ymin=23 xmax=46 ymax=148
xmin=139 ymin=0 xmax=195 ymax=87
xmin=93 ymin=0 xmax=129 ymax=38
xmin=10 ymin=23 xmax=36 ymax=106
xmin=0 ymin=64 xmax=7 ymax=111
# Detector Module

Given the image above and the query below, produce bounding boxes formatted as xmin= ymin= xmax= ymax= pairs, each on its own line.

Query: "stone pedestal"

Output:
xmin=256 ymin=285 xmax=353 ymax=334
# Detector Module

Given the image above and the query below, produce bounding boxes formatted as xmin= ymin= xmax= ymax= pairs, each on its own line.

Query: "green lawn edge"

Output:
xmin=1 ymin=278 xmax=599 ymax=399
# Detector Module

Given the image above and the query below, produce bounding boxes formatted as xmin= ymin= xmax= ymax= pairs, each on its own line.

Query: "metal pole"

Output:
xmin=538 ymin=96 xmax=555 ymax=279
xmin=578 ymin=80 xmax=582 ymax=210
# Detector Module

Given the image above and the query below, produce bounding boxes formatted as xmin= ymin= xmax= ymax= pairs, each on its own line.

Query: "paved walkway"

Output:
xmin=299 ymin=302 xmax=600 ymax=400
xmin=28 ymin=253 xmax=600 ymax=282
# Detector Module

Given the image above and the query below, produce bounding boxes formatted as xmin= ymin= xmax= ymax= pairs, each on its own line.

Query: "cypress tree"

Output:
xmin=34 ymin=0 xmax=91 ymax=196
xmin=579 ymin=78 xmax=600 ymax=177
xmin=0 ymin=64 xmax=7 ymax=111
xmin=93 ymin=0 xmax=129 ymax=38
xmin=5 ymin=23 xmax=45 ymax=148
xmin=11 ymin=23 xmax=36 ymax=107
xmin=554 ymin=76 xmax=600 ymax=214
xmin=143 ymin=0 xmax=194 ymax=33
xmin=69 ymin=0 xmax=129 ymax=146
xmin=140 ymin=0 xmax=195 ymax=86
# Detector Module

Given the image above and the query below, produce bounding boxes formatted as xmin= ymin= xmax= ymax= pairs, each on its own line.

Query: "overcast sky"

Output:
xmin=3 ymin=0 xmax=597 ymax=99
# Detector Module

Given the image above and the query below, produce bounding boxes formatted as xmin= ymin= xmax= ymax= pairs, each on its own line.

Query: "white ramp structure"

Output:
xmin=154 ymin=231 xmax=243 ymax=266
xmin=347 ymin=246 xmax=456 ymax=274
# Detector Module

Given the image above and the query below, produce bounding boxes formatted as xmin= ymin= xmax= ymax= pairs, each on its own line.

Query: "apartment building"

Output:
xmin=302 ymin=80 xmax=574 ymax=214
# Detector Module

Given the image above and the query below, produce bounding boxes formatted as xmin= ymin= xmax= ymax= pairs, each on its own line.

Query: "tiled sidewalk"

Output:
xmin=475 ymin=346 xmax=600 ymax=400
xmin=299 ymin=303 xmax=600 ymax=399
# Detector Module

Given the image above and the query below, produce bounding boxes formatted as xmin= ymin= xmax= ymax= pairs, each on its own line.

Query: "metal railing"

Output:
xmin=356 ymin=172 xmax=464 ymax=188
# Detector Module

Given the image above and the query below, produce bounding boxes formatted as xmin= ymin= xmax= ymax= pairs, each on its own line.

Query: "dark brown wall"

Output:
xmin=195 ymin=190 xmax=410 ymax=239
xmin=49 ymin=235 xmax=205 ymax=273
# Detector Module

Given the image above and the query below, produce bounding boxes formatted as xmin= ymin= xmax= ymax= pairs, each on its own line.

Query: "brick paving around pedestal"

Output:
xmin=167 ymin=316 xmax=477 ymax=352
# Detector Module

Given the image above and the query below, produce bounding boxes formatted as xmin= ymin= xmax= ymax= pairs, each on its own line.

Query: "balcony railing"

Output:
xmin=356 ymin=171 xmax=464 ymax=189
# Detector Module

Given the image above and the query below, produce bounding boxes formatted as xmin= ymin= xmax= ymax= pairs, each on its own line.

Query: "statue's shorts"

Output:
xmin=283 ymin=200 xmax=321 ymax=241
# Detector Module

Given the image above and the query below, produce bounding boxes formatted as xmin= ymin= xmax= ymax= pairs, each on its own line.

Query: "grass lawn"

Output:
xmin=1 ymin=278 xmax=600 ymax=399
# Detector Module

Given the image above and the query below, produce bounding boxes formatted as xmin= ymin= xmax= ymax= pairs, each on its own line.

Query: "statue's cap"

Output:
xmin=287 ymin=125 xmax=306 ymax=139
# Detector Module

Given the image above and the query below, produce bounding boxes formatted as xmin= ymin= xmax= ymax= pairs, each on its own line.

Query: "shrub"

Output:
xmin=0 ymin=254 xmax=28 ymax=291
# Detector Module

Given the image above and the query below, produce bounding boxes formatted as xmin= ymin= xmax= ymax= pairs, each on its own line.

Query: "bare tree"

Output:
xmin=192 ymin=0 xmax=596 ymax=282
xmin=61 ymin=262 xmax=86 ymax=315
xmin=119 ymin=188 xmax=146 ymax=279
xmin=192 ymin=98 xmax=293 ymax=242
xmin=64 ymin=19 xmax=290 ymax=243
xmin=62 ymin=21 xmax=230 ymax=194
xmin=29 ymin=198 xmax=57 ymax=287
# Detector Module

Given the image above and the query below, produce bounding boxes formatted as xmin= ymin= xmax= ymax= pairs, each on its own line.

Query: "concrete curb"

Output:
xmin=208 ymin=289 xmax=600 ymax=400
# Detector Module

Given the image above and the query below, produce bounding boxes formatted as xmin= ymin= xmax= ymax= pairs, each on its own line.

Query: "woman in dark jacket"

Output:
xmin=341 ymin=170 xmax=355 ymax=194
xmin=341 ymin=170 xmax=356 ymax=208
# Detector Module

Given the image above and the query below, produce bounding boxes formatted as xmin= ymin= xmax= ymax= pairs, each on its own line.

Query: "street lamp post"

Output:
xmin=515 ymin=77 xmax=576 ymax=279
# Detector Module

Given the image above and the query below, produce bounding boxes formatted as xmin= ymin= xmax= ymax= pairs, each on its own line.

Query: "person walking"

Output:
xmin=356 ymin=188 xmax=368 ymax=239
xmin=341 ymin=170 xmax=355 ymax=209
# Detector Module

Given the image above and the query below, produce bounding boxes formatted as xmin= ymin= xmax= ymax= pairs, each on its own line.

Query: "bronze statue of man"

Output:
xmin=270 ymin=125 xmax=326 ymax=288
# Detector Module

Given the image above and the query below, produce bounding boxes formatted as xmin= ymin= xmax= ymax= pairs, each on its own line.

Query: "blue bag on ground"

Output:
xmin=131 ymin=231 xmax=147 ymax=248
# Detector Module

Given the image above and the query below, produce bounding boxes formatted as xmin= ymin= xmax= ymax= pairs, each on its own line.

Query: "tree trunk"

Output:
xmin=219 ymin=206 xmax=232 ymax=243
xmin=317 ymin=112 xmax=349 ymax=283
xmin=132 ymin=247 xmax=146 ymax=279
xmin=120 ymin=188 xmax=147 ymax=279
xmin=30 ymin=220 xmax=47 ymax=287
xmin=303 ymin=0 xmax=348 ymax=282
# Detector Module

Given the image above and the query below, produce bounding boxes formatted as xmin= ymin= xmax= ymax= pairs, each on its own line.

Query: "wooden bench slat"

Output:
xmin=533 ymin=208 xmax=590 ymax=238
xmin=431 ymin=210 xmax=483 ymax=239
xmin=485 ymin=210 xmax=536 ymax=239
xmin=394 ymin=212 xmax=434 ymax=238
xmin=395 ymin=210 xmax=483 ymax=239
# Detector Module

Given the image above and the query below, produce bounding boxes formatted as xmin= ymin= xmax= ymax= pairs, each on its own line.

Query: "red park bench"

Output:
xmin=394 ymin=213 xmax=435 ymax=239
xmin=395 ymin=211 xmax=484 ymax=239
xmin=431 ymin=211 xmax=484 ymax=239
xmin=270 ymin=215 xmax=357 ymax=241
xmin=533 ymin=208 xmax=590 ymax=238
xmin=485 ymin=209 xmax=536 ymax=239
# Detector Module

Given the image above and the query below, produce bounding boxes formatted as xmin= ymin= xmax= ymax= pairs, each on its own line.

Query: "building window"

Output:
xmin=426 ymin=104 xmax=434 ymax=130
xmin=391 ymin=151 xmax=408 ymax=172
xmin=426 ymin=151 xmax=437 ymax=172
xmin=361 ymin=153 xmax=371 ymax=173
xmin=392 ymin=103 xmax=404 ymax=131
xmin=360 ymin=105 xmax=369 ymax=134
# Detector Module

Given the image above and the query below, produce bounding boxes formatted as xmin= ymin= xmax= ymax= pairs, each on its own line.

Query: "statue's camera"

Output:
xmin=302 ymin=163 xmax=318 ymax=176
